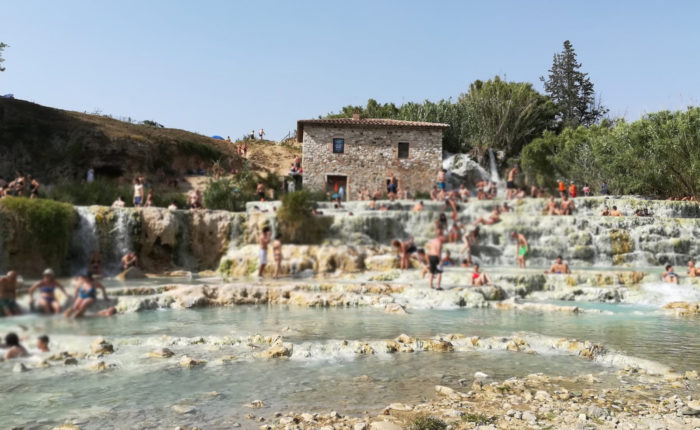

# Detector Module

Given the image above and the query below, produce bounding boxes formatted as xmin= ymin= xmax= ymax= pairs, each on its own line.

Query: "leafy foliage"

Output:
xmin=277 ymin=190 xmax=329 ymax=244
xmin=458 ymin=76 xmax=556 ymax=162
xmin=0 ymin=197 xmax=77 ymax=271
xmin=203 ymin=161 xmax=280 ymax=211
xmin=521 ymin=107 xmax=700 ymax=198
xmin=462 ymin=413 xmax=496 ymax=425
xmin=0 ymin=42 xmax=7 ymax=72
xmin=541 ymin=40 xmax=608 ymax=128
xmin=45 ymin=178 xmax=187 ymax=208
xmin=409 ymin=415 xmax=448 ymax=430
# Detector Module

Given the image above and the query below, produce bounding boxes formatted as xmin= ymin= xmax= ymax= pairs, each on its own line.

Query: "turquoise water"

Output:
xmin=0 ymin=302 xmax=697 ymax=429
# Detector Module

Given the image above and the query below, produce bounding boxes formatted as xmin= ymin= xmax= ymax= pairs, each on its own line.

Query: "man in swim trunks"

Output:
xmin=546 ymin=256 xmax=571 ymax=274
xmin=506 ymin=166 xmax=518 ymax=200
xmin=436 ymin=169 xmax=447 ymax=191
xmin=558 ymin=194 xmax=575 ymax=215
xmin=28 ymin=268 xmax=68 ymax=314
xmin=511 ymin=232 xmax=528 ymax=269
xmin=662 ymin=264 xmax=679 ymax=284
xmin=0 ymin=270 xmax=21 ymax=316
xmin=601 ymin=205 xmax=610 ymax=216
xmin=687 ymin=259 xmax=699 ymax=277
xmin=427 ymin=235 xmax=446 ymax=290
xmin=610 ymin=206 xmax=622 ymax=217
xmin=258 ymin=226 xmax=271 ymax=279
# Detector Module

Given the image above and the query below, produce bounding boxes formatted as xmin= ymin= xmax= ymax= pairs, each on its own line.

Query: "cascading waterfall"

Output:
xmin=68 ymin=207 xmax=99 ymax=275
xmin=488 ymin=148 xmax=503 ymax=198
xmin=109 ymin=209 xmax=135 ymax=274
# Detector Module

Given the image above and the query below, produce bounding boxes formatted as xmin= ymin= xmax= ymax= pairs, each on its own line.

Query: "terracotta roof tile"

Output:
xmin=297 ymin=118 xmax=449 ymax=142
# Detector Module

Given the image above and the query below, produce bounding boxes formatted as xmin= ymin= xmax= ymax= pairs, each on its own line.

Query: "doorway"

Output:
xmin=326 ymin=175 xmax=348 ymax=200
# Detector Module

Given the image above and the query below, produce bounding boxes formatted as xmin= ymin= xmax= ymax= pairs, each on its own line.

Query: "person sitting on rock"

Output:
xmin=447 ymin=222 xmax=462 ymax=243
xmin=3 ymin=332 xmax=28 ymax=360
xmin=545 ymin=196 xmax=558 ymax=215
xmin=28 ymin=268 xmax=68 ymax=315
xmin=458 ymin=184 xmax=470 ymax=202
xmin=440 ymin=250 xmax=455 ymax=267
xmin=121 ymin=252 xmax=139 ymax=270
xmin=610 ymin=206 xmax=622 ymax=216
xmin=460 ymin=256 xmax=472 ymax=268
xmin=662 ymin=264 xmax=679 ymax=284
xmin=545 ymin=256 xmax=571 ymax=274
xmin=601 ymin=205 xmax=610 ymax=216
xmin=64 ymin=272 xmax=109 ymax=318
xmin=558 ymin=194 xmax=575 ymax=215
xmin=470 ymin=264 xmax=493 ymax=286
xmin=687 ymin=260 xmax=699 ymax=277
xmin=461 ymin=225 xmax=480 ymax=256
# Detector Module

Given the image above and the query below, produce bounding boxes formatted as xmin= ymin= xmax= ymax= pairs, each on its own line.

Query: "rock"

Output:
xmin=300 ymin=413 xmax=316 ymax=422
xmin=383 ymin=303 xmax=406 ymax=314
xmin=474 ymin=371 xmax=489 ymax=380
xmin=535 ymin=390 xmax=551 ymax=401
xmin=424 ymin=339 xmax=454 ymax=352
xmin=51 ymin=425 xmax=81 ymax=430
xmin=13 ymin=363 xmax=29 ymax=373
xmin=365 ymin=255 xmax=399 ymax=271
xmin=578 ymin=413 xmax=588 ymax=421
xmin=246 ymin=400 xmax=265 ymax=409
xmin=257 ymin=345 xmax=291 ymax=359
xmin=396 ymin=334 xmax=414 ymax=344
xmin=89 ymin=361 xmax=108 ymax=372
xmin=171 ymin=404 xmax=196 ymax=415
xmin=116 ymin=266 xmax=146 ymax=281
xmin=435 ymin=385 xmax=467 ymax=400
xmin=179 ymin=355 xmax=206 ymax=368
xmin=354 ymin=423 xmax=367 ymax=430
xmin=91 ymin=338 xmax=114 ymax=354
xmin=370 ymin=421 xmax=402 ymax=430
xmin=587 ymin=405 xmax=609 ymax=419
xmin=663 ymin=301 xmax=700 ymax=316
xmin=148 ymin=348 xmax=175 ymax=358
xmin=522 ymin=411 xmax=537 ymax=423
xmin=64 ymin=357 xmax=79 ymax=366
xmin=477 ymin=285 xmax=505 ymax=301
xmin=442 ymin=152 xmax=488 ymax=187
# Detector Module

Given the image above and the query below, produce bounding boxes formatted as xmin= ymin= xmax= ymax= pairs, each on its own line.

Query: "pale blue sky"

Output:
xmin=2 ymin=0 xmax=699 ymax=139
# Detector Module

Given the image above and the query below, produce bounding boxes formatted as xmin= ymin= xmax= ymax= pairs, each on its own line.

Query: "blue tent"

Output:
xmin=211 ymin=135 xmax=225 ymax=140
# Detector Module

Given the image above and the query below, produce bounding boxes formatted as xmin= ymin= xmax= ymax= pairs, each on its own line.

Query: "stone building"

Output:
xmin=297 ymin=114 xmax=447 ymax=199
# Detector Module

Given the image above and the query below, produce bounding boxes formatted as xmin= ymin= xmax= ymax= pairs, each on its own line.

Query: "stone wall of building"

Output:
xmin=301 ymin=125 xmax=443 ymax=199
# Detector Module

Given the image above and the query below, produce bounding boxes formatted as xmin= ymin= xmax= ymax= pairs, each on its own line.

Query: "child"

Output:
xmin=37 ymin=335 xmax=50 ymax=353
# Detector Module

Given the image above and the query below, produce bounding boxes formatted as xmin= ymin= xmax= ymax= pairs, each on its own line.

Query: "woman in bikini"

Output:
xmin=65 ymin=272 xmax=109 ymax=319
xmin=28 ymin=268 xmax=68 ymax=315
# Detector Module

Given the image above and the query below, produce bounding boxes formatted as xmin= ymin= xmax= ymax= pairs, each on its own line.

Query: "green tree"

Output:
xmin=541 ymin=40 xmax=607 ymax=128
xmin=458 ymin=76 xmax=556 ymax=162
xmin=0 ymin=42 xmax=8 ymax=72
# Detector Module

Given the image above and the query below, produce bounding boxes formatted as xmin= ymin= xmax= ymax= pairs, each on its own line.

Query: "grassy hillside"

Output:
xmin=0 ymin=98 xmax=242 ymax=182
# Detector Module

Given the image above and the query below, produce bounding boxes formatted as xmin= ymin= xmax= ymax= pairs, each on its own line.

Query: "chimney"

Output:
xmin=352 ymin=111 xmax=361 ymax=121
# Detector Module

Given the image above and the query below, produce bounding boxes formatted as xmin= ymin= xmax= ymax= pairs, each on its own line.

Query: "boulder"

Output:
xmin=91 ymin=338 xmax=114 ymax=354
xmin=148 ymin=348 xmax=175 ymax=358
xmin=383 ymin=303 xmax=406 ymax=314
xmin=424 ymin=339 xmax=454 ymax=352
xmin=89 ymin=361 xmax=108 ymax=372
xmin=179 ymin=355 xmax=206 ymax=368
xmin=257 ymin=345 xmax=291 ymax=359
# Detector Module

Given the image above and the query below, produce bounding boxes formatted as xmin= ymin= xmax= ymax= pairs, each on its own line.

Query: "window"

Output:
xmin=332 ymin=138 xmax=345 ymax=154
xmin=398 ymin=142 xmax=409 ymax=159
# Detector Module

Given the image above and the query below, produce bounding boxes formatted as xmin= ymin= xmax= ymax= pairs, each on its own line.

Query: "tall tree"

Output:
xmin=0 ymin=42 xmax=7 ymax=72
xmin=458 ymin=76 xmax=556 ymax=163
xmin=541 ymin=40 xmax=607 ymax=128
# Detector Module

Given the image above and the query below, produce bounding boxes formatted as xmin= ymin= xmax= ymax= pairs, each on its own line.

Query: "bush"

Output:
xmin=203 ymin=177 xmax=253 ymax=211
xmin=277 ymin=190 xmax=329 ymax=244
xmin=45 ymin=178 xmax=132 ymax=206
xmin=409 ymin=415 xmax=447 ymax=430
xmin=0 ymin=197 xmax=77 ymax=273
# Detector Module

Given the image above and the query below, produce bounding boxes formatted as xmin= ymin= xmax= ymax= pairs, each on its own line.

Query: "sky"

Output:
xmin=1 ymin=0 xmax=699 ymax=140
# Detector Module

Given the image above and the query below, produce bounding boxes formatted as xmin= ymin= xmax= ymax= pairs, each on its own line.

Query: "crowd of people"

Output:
xmin=0 ymin=171 xmax=40 ymax=199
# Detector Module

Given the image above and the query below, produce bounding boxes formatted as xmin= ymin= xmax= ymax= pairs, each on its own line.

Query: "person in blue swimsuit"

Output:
xmin=65 ymin=272 xmax=109 ymax=318
xmin=28 ymin=268 xmax=68 ymax=314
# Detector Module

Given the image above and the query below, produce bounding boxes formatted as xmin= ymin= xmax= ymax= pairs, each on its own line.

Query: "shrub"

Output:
xmin=462 ymin=413 xmax=496 ymax=425
xmin=277 ymin=190 xmax=329 ymax=244
xmin=0 ymin=197 xmax=77 ymax=273
xmin=45 ymin=178 xmax=132 ymax=206
xmin=203 ymin=177 xmax=253 ymax=211
xmin=409 ymin=415 xmax=447 ymax=430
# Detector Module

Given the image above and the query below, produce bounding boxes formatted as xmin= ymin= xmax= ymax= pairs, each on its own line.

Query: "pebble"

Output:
xmin=522 ymin=411 xmax=537 ymax=423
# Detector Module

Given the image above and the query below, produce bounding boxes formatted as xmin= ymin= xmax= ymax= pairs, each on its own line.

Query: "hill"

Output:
xmin=0 ymin=98 xmax=260 ymax=182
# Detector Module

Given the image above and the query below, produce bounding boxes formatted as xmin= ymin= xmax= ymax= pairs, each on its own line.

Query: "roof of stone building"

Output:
xmin=296 ymin=118 xmax=449 ymax=142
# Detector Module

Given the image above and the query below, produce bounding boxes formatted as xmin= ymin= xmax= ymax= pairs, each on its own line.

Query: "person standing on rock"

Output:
xmin=133 ymin=177 xmax=145 ymax=207
xmin=427 ymin=235 xmax=446 ymax=290
xmin=0 ymin=271 xmax=21 ymax=316
xmin=511 ymin=232 xmax=528 ymax=269
xmin=258 ymin=226 xmax=271 ymax=279
xmin=506 ymin=166 xmax=518 ymax=200
xmin=272 ymin=233 xmax=283 ymax=279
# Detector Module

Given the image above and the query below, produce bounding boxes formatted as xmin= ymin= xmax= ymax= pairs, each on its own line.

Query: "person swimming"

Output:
xmin=28 ymin=268 xmax=68 ymax=315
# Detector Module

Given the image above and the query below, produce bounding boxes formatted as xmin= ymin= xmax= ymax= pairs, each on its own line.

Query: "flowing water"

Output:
xmin=0 ymin=289 xmax=698 ymax=429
